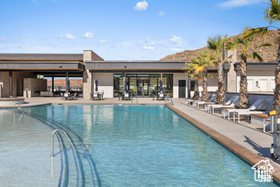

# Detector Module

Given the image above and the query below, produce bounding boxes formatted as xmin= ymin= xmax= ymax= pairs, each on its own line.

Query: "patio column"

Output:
xmin=52 ymin=76 xmax=54 ymax=96
xmin=9 ymin=71 xmax=12 ymax=97
xmin=66 ymin=72 xmax=69 ymax=93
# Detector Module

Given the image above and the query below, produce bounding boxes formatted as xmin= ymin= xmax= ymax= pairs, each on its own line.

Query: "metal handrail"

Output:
xmin=51 ymin=129 xmax=77 ymax=157
xmin=165 ymin=94 xmax=174 ymax=105
xmin=14 ymin=103 xmax=21 ymax=109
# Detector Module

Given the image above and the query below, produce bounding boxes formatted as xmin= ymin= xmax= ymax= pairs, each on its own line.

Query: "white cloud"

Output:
xmin=99 ymin=40 xmax=106 ymax=44
xmin=59 ymin=34 xmax=64 ymax=38
xmin=171 ymin=48 xmax=182 ymax=52
xmin=134 ymin=1 xmax=148 ymax=11
xmin=83 ymin=32 xmax=94 ymax=38
xmin=143 ymin=46 xmax=154 ymax=50
xmin=0 ymin=44 xmax=4 ymax=48
xmin=65 ymin=33 xmax=76 ymax=39
xmin=169 ymin=35 xmax=183 ymax=46
xmin=219 ymin=0 xmax=262 ymax=8
xmin=159 ymin=10 xmax=165 ymax=16
xmin=0 ymin=36 xmax=6 ymax=41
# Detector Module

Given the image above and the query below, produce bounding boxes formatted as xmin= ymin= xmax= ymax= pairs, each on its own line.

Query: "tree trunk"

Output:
xmin=192 ymin=79 xmax=200 ymax=100
xmin=217 ymin=61 xmax=225 ymax=104
xmin=202 ymin=69 xmax=208 ymax=101
xmin=273 ymin=31 xmax=280 ymax=110
xmin=237 ymin=54 xmax=249 ymax=109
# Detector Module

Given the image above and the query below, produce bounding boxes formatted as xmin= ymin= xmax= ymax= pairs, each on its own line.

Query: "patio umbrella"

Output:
xmin=124 ymin=79 xmax=127 ymax=92
xmin=67 ymin=79 xmax=70 ymax=92
xmin=95 ymin=80 xmax=98 ymax=92
xmin=160 ymin=79 xmax=163 ymax=92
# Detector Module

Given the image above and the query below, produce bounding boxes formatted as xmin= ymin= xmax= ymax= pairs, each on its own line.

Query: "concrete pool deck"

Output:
xmin=3 ymin=97 xmax=280 ymax=184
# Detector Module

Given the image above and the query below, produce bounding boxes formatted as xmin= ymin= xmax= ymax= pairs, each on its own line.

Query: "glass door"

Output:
xmin=143 ymin=80 xmax=149 ymax=96
xmin=137 ymin=80 xmax=150 ymax=97
xmin=137 ymin=80 xmax=143 ymax=96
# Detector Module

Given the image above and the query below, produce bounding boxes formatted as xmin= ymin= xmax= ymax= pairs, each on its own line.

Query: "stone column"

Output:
xmin=226 ymin=49 xmax=237 ymax=92
xmin=83 ymin=50 xmax=94 ymax=99
xmin=9 ymin=71 xmax=12 ymax=97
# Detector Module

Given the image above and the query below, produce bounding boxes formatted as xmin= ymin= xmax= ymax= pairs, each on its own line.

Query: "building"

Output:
xmin=0 ymin=50 xmax=277 ymax=99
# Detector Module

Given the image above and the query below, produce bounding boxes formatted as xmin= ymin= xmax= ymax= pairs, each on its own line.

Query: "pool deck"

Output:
xmin=4 ymin=97 xmax=280 ymax=184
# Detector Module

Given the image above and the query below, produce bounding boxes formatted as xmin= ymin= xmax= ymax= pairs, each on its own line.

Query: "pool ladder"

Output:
xmin=51 ymin=129 xmax=77 ymax=157
xmin=165 ymin=94 xmax=174 ymax=105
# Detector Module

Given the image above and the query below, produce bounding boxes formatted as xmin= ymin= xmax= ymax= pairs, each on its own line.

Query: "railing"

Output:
xmin=165 ymin=94 xmax=174 ymax=105
xmin=51 ymin=129 xmax=77 ymax=157
xmin=14 ymin=103 xmax=21 ymax=109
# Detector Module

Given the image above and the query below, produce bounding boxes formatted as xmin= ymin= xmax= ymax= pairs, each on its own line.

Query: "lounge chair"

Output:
xmin=223 ymin=99 xmax=264 ymax=120
xmin=206 ymin=96 xmax=239 ymax=113
xmin=185 ymin=96 xmax=202 ymax=105
xmin=233 ymin=98 xmax=273 ymax=123
xmin=193 ymin=95 xmax=217 ymax=109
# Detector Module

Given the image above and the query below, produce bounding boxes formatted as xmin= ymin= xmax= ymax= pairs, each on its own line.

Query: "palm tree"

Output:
xmin=207 ymin=35 xmax=232 ymax=104
xmin=193 ymin=52 xmax=215 ymax=101
xmin=228 ymin=31 xmax=272 ymax=109
xmin=185 ymin=59 xmax=201 ymax=100
xmin=244 ymin=0 xmax=280 ymax=110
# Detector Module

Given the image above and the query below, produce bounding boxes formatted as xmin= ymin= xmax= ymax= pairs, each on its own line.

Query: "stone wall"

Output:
xmin=83 ymin=50 xmax=104 ymax=99
xmin=0 ymin=71 xmax=9 ymax=97
xmin=23 ymin=78 xmax=47 ymax=97
xmin=12 ymin=72 xmax=36 ymax=97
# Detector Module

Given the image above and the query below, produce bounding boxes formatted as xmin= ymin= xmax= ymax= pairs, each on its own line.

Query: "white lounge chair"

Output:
xmin=223 ymin=99 xmax=264 ymax=120
xmin=193 ymin=95 xmax=217 ymax=109
xmin=185 ymin=96 xmax=202 ymax=105
xmin=207 ymin=96 xmax=239 ymax=113
xmin=233 ymin=98 xmax=273 ymax=123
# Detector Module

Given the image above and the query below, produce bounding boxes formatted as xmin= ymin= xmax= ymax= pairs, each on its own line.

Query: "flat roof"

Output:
xmin=0 ymin=53 xmax=83 ymax=61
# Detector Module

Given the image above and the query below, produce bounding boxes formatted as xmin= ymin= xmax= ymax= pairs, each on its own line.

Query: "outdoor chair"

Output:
xmin=223 ymin=99 xmax=264 ymax=120
xmin=233 ymin=98 xmax=273 ymax=123
xmin=206 ymin=96 xmax=239 ymax=113
xmin=185 ymin=96 xmax=202 ymax=105
xmin=90 ymin=92 xmax=100 ymax=100
xmin=70 ymin=92 xmax=78 ymax=100
xmin=63 ymin=92 xmax=71 ymax=100
xmin=157 ymin=92 xmax=165 ymax=100
xmin=122 ymin=92 xmax=131 ymax=100
xmin=193 ymin=95 xmax=217 ymax=109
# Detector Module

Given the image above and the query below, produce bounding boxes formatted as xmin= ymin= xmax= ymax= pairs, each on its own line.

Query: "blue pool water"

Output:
xmin=1 ymin=104 xmax=278 ymax=186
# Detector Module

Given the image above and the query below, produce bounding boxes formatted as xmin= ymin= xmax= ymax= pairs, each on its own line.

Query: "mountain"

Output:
xmin=160 ymin=30 xmax=278 ymax=62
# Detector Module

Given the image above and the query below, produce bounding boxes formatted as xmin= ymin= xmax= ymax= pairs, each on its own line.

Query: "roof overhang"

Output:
xmin=234 ymin=62 xmax=278 ymax=71
xmin=0 ymin=61 xmax=84 ymax=72
xmin=86 ymin=61 xmax=231 ymax=73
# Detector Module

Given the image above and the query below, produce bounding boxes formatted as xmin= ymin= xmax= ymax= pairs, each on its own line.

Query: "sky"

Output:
xmin=0 ymin=0 xmax=277 ymax=60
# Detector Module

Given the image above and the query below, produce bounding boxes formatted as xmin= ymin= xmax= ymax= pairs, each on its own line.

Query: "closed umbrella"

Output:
xmin=124 ymin=79 xmax=128 ymax=92
xmin=95 ymin=80 xmax=98 ymax=92
xmin=67 ymin=79 xmax=70 ymax=92
xmin=160 ymin=79 xmax=163 ymax=92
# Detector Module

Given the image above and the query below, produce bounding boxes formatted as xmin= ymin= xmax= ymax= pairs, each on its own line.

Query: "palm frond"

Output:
xmin=243 ymin=27 xmax=268 ymax=39
xmin=253 ymin=52 xmax=264 ymax=62
xmin=255 ymin=42 xmax=272 ymax=49
xmin=264 ymin=0 xmax=280 ymax=24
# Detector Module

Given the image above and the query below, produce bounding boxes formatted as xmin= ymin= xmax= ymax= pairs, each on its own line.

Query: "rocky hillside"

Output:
xmin=160 ymin=30 xmax=278 ymax=62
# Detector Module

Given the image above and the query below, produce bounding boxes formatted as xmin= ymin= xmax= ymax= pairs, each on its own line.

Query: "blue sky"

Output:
xmin=0 ymin=0 xmax=276 ymax=60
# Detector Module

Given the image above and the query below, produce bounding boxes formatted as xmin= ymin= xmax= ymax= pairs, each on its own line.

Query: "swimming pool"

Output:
xmin=0 ymin=104 xmax=277 ymax=186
